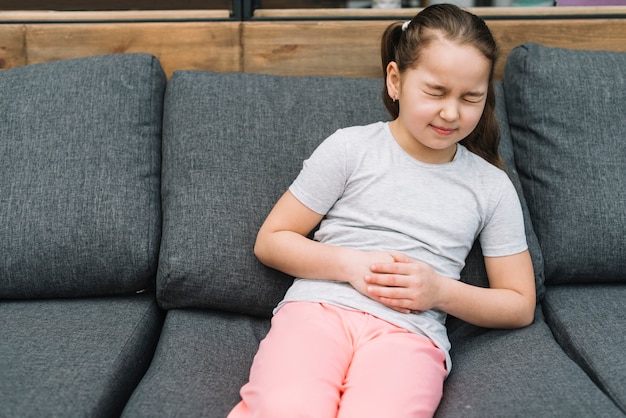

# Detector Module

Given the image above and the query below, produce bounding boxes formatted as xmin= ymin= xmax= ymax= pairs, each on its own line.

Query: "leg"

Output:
xmin=338 ymin=318 xmax=447 ymax=418
xmin=227 ymin=302 xmax=352 ymax=418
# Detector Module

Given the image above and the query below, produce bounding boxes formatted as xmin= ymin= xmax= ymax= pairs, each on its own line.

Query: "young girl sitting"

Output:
xmin=228 ymin=4 xmax=536 ymax=417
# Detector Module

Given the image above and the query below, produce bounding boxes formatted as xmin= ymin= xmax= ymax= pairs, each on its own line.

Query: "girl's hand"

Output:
xmin=343 ymin=250 xmax=419 ymax=314
xmin=344 ymin=250 xmax=395 ymax=298
xmin=364 ymin=253 xmax=443 ymax=314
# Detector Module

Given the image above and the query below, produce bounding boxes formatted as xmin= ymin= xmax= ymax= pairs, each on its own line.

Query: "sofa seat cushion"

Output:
xmin=0 ymin=54 xmax=165 ymax=298
xmin=437 ymin=307 xmax=623 ymax=417
xmin=124 ymin=308 xmax=622 ymax=417
xmin=0 ymin=294 xmax=164 ymax=417
xmin=543 ymin=285 xmax=626 ymax=413
xmin=121 ymin=309 xmax=270 ymax=418
xmin=504 ymin=43 xmax=626 ymax=285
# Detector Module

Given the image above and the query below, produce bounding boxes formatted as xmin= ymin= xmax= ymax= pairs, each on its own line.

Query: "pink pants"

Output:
xmin=228 ymin=302 xmax=446 ymax=418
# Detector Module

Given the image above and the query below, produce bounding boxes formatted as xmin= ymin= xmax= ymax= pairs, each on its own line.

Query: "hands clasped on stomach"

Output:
xmin=345 ymin=249 xmax=444 ymax=314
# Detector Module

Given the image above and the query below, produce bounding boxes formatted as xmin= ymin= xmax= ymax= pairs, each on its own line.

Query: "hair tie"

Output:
xmin=401 ymin=21 xmax=410 ymax=32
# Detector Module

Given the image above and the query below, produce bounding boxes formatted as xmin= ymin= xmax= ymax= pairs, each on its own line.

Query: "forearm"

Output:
xmin=437 ymin=278 xmax=535 ymax=329
xmin=365 ymin=251 xmax=536 ymax=327
xmin=254 ymin=230 xmax=355 ymax=283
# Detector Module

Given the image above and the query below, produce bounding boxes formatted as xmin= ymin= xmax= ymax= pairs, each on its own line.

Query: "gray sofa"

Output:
xmin=1 ymin=43 xmax=624 ymax=417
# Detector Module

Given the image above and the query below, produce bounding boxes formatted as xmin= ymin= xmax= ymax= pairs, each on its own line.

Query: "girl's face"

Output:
xmin=387 ymin=36 xmax=491 ymax=164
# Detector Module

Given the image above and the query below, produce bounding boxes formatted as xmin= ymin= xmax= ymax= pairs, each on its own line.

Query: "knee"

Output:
xmin=243 ymin=385 xmax=337 ymax=418
xmin=254 ymin=390 xmax=314 ymax=417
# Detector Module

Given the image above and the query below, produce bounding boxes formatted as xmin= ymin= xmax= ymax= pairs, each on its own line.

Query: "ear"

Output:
xmin=386 ymin=61 xmax=401 ymax=101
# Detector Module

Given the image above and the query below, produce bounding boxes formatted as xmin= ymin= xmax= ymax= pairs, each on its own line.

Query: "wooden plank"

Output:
xmin=0 ymin=24 xmax=27 ymax=70
xmin=254 ymin=5 xmax=626 ymax=18
xmin=243 ymin=18 xmax=626 ymax=79
xmin=0 ymin=9 xmax=231 ymax=22
xmin=489 ymin=19 xmax=626 ymax=79
xmin=243 ymin=21 xmax=386 ymax=78
xmin=24 ymin=21 xmax=241 ymax=77
xmin=0 ymin=0 xmax=229 ymax=10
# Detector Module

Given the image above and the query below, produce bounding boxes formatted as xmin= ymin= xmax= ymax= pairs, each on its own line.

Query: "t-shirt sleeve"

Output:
xmin=289 ymin=130 xmax=348 ymax=215
xmin=479 ymin=176 xmax=528 ymax=257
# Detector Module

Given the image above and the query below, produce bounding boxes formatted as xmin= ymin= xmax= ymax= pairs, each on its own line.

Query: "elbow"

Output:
xmin=517 ymin=300 xmax=536 ymax=328
xmin=519 ymin=311 xmax=535 ymax=328
xmin=253 ymin=237 xmax=265 ymax=263
xmin=254 ymin=231 xmax=273 ymax=266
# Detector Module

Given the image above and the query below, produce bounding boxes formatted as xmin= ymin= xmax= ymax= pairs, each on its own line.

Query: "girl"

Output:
xmin=228 ymin=4 xmax=535 ymax=417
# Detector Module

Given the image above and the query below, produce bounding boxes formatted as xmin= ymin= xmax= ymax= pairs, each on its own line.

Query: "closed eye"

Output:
xmin=424 ymin=91 xmax=444 ymax=97
xmin=463 ymin=94 xmax=485 ymax=104
xmin=463 ymin=90 xmax=486 ymax=103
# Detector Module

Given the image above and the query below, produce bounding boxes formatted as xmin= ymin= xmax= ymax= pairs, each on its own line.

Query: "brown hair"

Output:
xmin=381 ymin=4 xmax=503 ymax=169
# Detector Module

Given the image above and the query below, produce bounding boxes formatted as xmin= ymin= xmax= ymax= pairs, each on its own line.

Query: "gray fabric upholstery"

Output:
xmin=504 ymin=43 xmax=626 ymax=285
xmin=437 ymin=307 xmax=623 ymax=417
xmin=157 ymin=71 xmax=391 ymax=315
xmin=124 ymin=307 xmax=623 ymax=418
xmin=0 ymin=54 xmax=165 ymax=298
xmin=0 ymin=294 xmax=164 ymax=417
xmin=121 ymin=309 xmax=270 ymax=418
xmin=543 ymin=285 xmax=626 ymax=414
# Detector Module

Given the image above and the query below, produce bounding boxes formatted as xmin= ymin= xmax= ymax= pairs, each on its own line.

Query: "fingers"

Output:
xmin=369 ymin=254 xmax=418 ymax=275
xmin=364 ymin=271 xmax=404 ymax=287
xmin=365 ymin=276 xmax=411 ymax=303
xmin=390 ymin=252 xmax=413 ymax=263
xmin=376 ymin=296 xmax=414 ymax=314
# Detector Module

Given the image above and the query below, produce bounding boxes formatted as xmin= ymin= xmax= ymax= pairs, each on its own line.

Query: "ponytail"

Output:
xmin=381 ymin=22 xmax=403 ymax=119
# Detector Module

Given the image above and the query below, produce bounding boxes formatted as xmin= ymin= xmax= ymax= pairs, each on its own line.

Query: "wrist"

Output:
xmin=432 ymin=272 xmax=455 ymax=312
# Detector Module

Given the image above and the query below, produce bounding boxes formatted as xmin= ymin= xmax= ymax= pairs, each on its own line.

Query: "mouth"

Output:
xmin=430 ymin=124 xmax=456 ymax=136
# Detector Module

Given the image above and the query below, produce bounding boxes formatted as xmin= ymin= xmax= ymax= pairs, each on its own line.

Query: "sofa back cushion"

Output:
xmin=157 ymin=72 xmax=390 ymax=315
xmin=0 ymin=54 xmax=165 ymax=298
xmin=504 ymin=43 xmax=626 ymax=284
xmin=158 ymin=71 xmax=544 ymax=319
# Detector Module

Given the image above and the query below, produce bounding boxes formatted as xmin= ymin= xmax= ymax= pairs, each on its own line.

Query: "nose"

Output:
xmin=439 ymin=100 xmax=459 ymax=122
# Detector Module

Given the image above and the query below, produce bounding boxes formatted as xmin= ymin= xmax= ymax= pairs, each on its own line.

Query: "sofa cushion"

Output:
xmin=0 ymin=294 xmax=164 ymax=417
xmin=437 ymin=307 xmax=623 ymax=417
xmin=121 ymin=309 xmax=270 ymax=418
xmin=124 ymin=307 xmax=623 ymax=417
xmin=504 ymin=43 xmax=626 ymax=284
xmin=0 ymin=54 xmax=165 ymax=298
xmin=543 ymin=285 xmax=626 ymax=413
xmin=157 ymin=71 xmax=391 ymax=315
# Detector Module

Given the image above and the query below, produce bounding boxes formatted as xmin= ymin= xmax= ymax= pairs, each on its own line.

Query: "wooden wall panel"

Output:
xmin=243 ymin=21 xmax=387 ymax=78
xmin=0 ymin=0 xmax=229 ymax=10
xmin=3 ymin=9 xmax=626 ymax=80
xmin=0 ymin=25 xmax=27 ymax=70
xmin=242 ymin=18 xmax=626 ymax=79
xmin=489 ymin=19 xmax=626 ymax=80
xmin=23 ymin=21 xmax=241 ymax=77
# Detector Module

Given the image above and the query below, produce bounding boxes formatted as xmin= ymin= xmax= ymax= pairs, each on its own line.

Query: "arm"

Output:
xmin=365 ymin=250 xmax=536 ymax=328
xmin=255 ymin=190 xmax=397 ymax=297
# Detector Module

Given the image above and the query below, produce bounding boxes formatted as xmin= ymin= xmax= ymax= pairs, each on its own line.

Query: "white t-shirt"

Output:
xmin=276 ymin=122 xmax=528 ymax=372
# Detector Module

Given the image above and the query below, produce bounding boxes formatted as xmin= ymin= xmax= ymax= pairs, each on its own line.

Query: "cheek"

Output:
xmin=403 ymin=99 xmax=437 ymax=119
xmin=464 ymin=106 xmax=485 ymax=127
